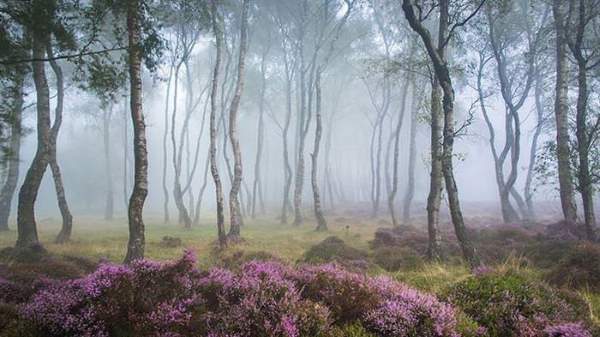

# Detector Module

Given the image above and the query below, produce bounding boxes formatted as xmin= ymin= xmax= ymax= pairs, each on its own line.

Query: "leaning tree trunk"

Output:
xmin=552 ymin=0 xmax=578 ymax=226
xmin=426 ymin=79 xmax=443 ymax=261
xmin=312 ymin=72 xmax=327 ymax=231
xmin=227 ymin=0 xmax=250 ymax=241
xmin=209 ymin=0 xmax=226 ymax=248
xmin=46 ymin=45 xmax=73 ymax=244
xmin=170 ymin=62 xmax=192 ymax=228
xmin=524 ymin=72 xmax=545 ymax=221
xmin=124 ymin=0 xmax=147 ymax=264
xmin=103 ymin=107 xmax=114 ymax=221
xmin=388 ymin=76 xmax=410 ymax=227
xmin=16 ymin=34 xmax=51 ymax=250
xmin=162 ymin=65 xmax=173 ymax=224
xmin=403 ymin=0 xmax=481 ymax=268
xmin=0 ymin=73 xmax=24 ymax=231
xmin=402 ymin=84 xmax=419 ymax=224
xmin=280 ymin=62 xmax=294 ymax=224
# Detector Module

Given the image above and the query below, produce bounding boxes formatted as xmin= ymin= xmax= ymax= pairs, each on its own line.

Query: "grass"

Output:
xmin=0 ymin=213 xmax=377 ymax=268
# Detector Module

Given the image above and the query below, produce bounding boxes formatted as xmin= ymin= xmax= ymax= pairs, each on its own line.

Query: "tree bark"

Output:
xmin=210 ymin=0 xmax=227 ymax=248
xmin=0 ymin=73 xmax=24 ymax=231
xmin=388 ymin=76 xmax=410 ymax=227
xmin=46 ymin=43 xmax=73 ymax=244
xmin=102 ymin=106 xmax=114 ymax=221
xmin=312 ymin=71 xmax=327 ymax=231
xmin=402 ymin=84 xmax=419 ymax=223
xmin=568 ymin=0 xmax=597 ymax=240
xmin=227 ymin=0 xmax=250 ymax=241
xmin=124 ymin=0 xmax=147 ymax=263
xmin=162 ymin=65 xmax=173 ymax=224
xmin=170 ymin=62 xmax=192 ymax=228
xmin=524 ymin=71 xmax=545 ymax=222
xmin=552 ymin=0 xmax=578 ymax=226
xmin=252 ymin=45 xmax=269 ymax=219
xmin=16 ymin=32 xmax=49 ymax=250
xmin=426 ymin=78 xmax=443 ymax=260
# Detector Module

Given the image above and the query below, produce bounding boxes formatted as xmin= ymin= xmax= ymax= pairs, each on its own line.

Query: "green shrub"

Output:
xmin=372 ymin=246 xmax=424 ymax=272
xmin=546 ymin=243 xmax=600 ymax=292
xmin=327 ymin=322 xmax=377 ymax=337
xmin=303 ymin=236 xmax=368 ymax=264
xmin=444 ymin=271 xmax=588 ymax=337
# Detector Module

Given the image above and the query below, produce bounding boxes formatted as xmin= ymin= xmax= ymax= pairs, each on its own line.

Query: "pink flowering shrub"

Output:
xmin=16 ymin=252 xmax=528 ymax=337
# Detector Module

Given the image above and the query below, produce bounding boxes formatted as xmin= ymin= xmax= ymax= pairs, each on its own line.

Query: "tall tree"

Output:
xmin=0 ymin=72 xmax=25 ymax=231
xmin=46 ymin=43 xmax=73 ymax=243
xmin=209 ymin=0 xmax=227 ymax=248
xmin=124 ymin=0 xmax=148 ymax=263
xmin=227 ymin=0 xmax=250 ymax=241
xmin=552 ymin=0 xmax=578 ymax=226
xmin=403 ymin=0 xmax=483 ymax=268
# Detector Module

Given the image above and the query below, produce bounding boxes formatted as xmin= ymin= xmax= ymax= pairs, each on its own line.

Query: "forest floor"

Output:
xmin=1 ymin=210 xmax=600 ymax=335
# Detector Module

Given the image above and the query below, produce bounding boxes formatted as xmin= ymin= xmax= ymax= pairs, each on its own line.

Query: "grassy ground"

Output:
xmin=0 ymin=214 xmax=377 ymax=267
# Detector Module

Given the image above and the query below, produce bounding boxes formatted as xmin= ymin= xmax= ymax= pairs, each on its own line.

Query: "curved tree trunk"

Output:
xmin=16 ymin=33 xmax=49 ymax=250
xmin=312 ymin=72 xmax=327 ymax=231
xmin=47 ymin=41 xmax=74 ymax=244
xmin=227 ymin=0 xmax=250 ymax=241
xmin=388 ymin=77 xmax=410 ymax=227
xmin=0 ymin=73 xmax=24 ymax=231
xmin=252 ymin=46 xmax=269 ymax=219
xmin=209 ymin=0 xmax=226 ymax=248
xmin=124 ymin=0 xmax=147 ymax=263
xmin=170 ymin=62 xmax=192 ymax=228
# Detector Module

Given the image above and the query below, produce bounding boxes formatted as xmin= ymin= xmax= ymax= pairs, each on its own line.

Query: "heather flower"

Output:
xmin=544 ymin=322 xmax=592 ymax=337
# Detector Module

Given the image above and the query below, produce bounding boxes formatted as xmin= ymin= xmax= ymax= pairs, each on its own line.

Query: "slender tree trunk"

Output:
xmin=124 ymin=0 xmax=147 ymax=263
xmin=552 ymin=0 xmax=578 ymax=226
xmin=280 ymin=64 xmax=293 ymax=224
xmin=193 ymin=152 xmax=210 ymax=226
xmin=210 ymin=0 xmax=226 ymax=248
xmin=426 ymin=79 xmax=442 ymax=260
xmin=312 ymin=71 xmax=327 ymax=231
xmin=227 ymin=0 xmax=249 ymax=241
xmin=575 ymin=61 xmax=596 ymax=239
xmin=162 ymin=65 xmax=173 ymax=224
xmin=16 ymin=33 xmax=49 ymax=250
xmin=123 ymin=97 xmax=129 ymax=210
xmin=293 ymin=61 xmax=307 ymax=227
xmin=0 ymin=74 xmax=24 ymax=231
xmin=103 ymin=107 xmax=114 ymax=221
xmin=524 ymin=72 xmax=545 ymax=221
xmin=402 ymin=85 xmax=418 ymax=223
xmin=170 ymin=62 xmax=192 ymax=228
xmin=389 ymin=77 xmax=410 ymax=227
xmin=45 ymin=43 xmax=74 ymax=244
xmin=252 ymin=46 xmax=269 ymax=219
